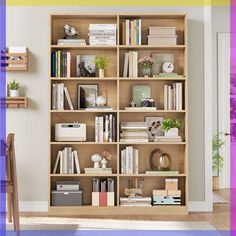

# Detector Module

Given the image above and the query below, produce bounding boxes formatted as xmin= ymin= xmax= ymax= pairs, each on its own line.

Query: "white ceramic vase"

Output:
xmin=164 ymin=128 xmax=178 ymax=137
xmin=9 ymin=90 xmax=19 ymax=97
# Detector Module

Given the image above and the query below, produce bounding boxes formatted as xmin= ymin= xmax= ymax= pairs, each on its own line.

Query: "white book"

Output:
xmin=131 ymin=21 xmax=134 ymax=46
xmin=64 ymin=87 xmax=74 ymax=110
xmin=89 ymin=24 xmax=116 ymax=30
xmin=57 ymin=83 xmax=64 ymax=110
xmin=73 ymin=150 xmax=81 ymax=174
xmin=178 ymin=83 xmax=182 ymax=110
xmin=138 ymin=19 xmax=141 ymax=45
xmin=121 ymin=131 xmax=148 ymax=137
xmin=53 ymin=151 xmax=62 ymax=174
xmin=173 ymin=83 xmax=176 ymax=110
xmin=121 ymin=150 xmax=125 ymax=174
xmin=127 ymin=146 xmax=133 ymax=174
xmin=76 ymin=55 xmax=80 ymax=77
xmin=105 ymin=115 xmax=109 ymax=142
xmin=60 ymin=154 xmax=63 ymax=174
xmin=126 ymin=20 xmax=129 ymax=45
xmin=62 ymin=149 xmax=67 ymax=174
xmin=52 ymin=84 xmax=57 ymax=110
xmin=164 ymin=85 xmax=168 ymax=110
xmin=134 ymin=149 xmax=139 ymax=174
xmin=123 ymin=52 xmax=129 ymax=77
xmin=168 ymin=86 xmax=172 ymax=110
xmin=129 ymin=51 xmax=133 ymax=77
xmin=99 ymin=116 xmax=104 ymax=142
xmin=95 ymin=116 xmax=99 ymax=142
xmin=120 ymin=139 xmax=149 ymax=143
xmin=133 ymin=51 xmax=138 ymax=77
xmin=109 ymin=114 xmax=113 ymax=143
xmin=67 ymin=147 xmax=72 ymax=174
xmin=125 ymin=147 xmax=129 ymax=174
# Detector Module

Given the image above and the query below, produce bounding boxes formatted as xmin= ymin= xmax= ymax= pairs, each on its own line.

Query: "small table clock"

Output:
xmin=162 ymin=62 xmax=174 ymax=73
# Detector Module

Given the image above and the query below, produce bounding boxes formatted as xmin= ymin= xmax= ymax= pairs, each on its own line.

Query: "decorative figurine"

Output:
xmin=91 ymin=153 xmax=102 ymax=168
xmin=96 ymin=96 xmax=106 ymax=106
xmin=64 ymin=24 xmax=78 ymax=39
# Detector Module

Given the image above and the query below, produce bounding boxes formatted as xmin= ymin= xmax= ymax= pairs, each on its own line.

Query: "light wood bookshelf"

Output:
xmin=49 ymin=13 xmax=188 ymax=215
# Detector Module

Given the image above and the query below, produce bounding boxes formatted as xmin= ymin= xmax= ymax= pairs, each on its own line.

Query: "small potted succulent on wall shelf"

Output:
xmin=95 ymin=56 xmax=109 ymax=78
xmin=162 ymin=118 xmax=182 ymax=137
xmin=8 ymin=80 xmax=20 ymax=97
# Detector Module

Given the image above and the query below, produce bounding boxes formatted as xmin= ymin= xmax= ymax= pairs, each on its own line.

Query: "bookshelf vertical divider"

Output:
xmin=49 ymin=13 xmax=188 ymax=215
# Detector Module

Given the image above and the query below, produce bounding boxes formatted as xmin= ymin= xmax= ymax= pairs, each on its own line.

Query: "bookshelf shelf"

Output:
xmin=5 ymin=97 xmax=28 ymax=108
xmin=49 ymin=12 xmax=188 ymax=215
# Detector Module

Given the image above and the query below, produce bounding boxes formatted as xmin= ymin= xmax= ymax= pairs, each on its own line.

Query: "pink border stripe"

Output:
xmin=231 ymin=0 xmax=236 ymax=235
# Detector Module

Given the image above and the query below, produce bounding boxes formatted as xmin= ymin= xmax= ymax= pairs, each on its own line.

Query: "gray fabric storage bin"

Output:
xmin=51 ymin=190 xmax=83 ymax=206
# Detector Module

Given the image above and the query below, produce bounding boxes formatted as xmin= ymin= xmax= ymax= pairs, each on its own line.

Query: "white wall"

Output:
xmin=6 ymin=6 xmax=206 ymax=208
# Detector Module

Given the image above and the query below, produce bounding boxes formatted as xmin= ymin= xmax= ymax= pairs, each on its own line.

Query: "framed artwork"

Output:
xmin=77 ymin=84 xmax=98 ymax=109
xmin=145 ymin=116 xmax=164 ymax=141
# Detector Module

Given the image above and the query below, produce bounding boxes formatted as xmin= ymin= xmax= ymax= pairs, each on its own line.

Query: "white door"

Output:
xmin=217 ymin=33 xmax=230 ymax=188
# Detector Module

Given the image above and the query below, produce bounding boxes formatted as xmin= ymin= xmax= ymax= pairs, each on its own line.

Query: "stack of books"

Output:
xmin=120 ymin=146 xmax=139 ymax=174
xmin=57 ymin=39 xmax=86 ymax=46
xmin=52 ymin=147 xmax=80 ymax=174
xmin=88 ymin=24 xmax=117 ymax=46
xmin=51 ymin=51 xmax=71 ymax=77
xmin=154 ymin=136 xmax=182 ymax=142
xmin=120 ymin=197 xmax=152 ymax=207
xmin=95 ymin=114 xmax=116 ymax=142
xmin=123 ymin=51 xmax=138 ymax=77
xmin=164 ymin=82 xmax=183 ymax=110
xmin=120 ymin=122 xmax=148 ymax=143
xmin=51 ymin=83 xmax=74 ymax=110
xmin=84 ymin=168 xmax=112 ymax=174
xmin=121 ymin=19 xmax=142 ymax=45
xmin=148 ymin=27 xmax=177 ymax=46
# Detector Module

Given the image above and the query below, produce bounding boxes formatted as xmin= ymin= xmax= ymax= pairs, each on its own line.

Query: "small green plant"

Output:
xmin=95 ymin=56 xmax=109 ymax=69
xmin=8 ymin=80 xmax=20 ymax=90
xmin=212 ymin=132 xmax=224 ymax=174
xmin=162 ymin=119 xmax=182 ymax=132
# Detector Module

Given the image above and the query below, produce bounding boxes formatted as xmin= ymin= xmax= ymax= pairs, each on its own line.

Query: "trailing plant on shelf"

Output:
xmin=95 ymin=56 xmax=109 ymax=78
xmin=8 ymin=80 xmax=20 ymax=97
xmin=138 ymin=56 xmax=155 ymax=77
xmin=162 ymin=118 xmax=182 ymax=137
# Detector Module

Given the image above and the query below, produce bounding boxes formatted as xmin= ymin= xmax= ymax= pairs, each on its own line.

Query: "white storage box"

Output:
xmin=149 ymin=27 xmax=176 ymax=36
xmin=148 ymin=36 xmax=177 ymax=46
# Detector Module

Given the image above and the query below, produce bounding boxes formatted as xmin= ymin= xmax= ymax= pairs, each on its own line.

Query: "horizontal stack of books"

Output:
xmin=120 ymin=122 xmax=148 ymax=143
xmin=95 ymin=114 xmax=116 ymax=142
xmin=123 ymin=51 xmax=138 ymax=77
xmin=164 ymin=82 xmax=183 ymax=110
xmin=148 ymin=27 xmax=177 ymax=46
xmin=88 ymin=24 xmax=117 ymax=46
xmin=52 ymin=147 xmax=80 ymax=174
xmin=120 ymin=146 xmax=139 ymax=174
xmin=121 ymin=19 xmax=142 ymax=45
xmin=120 ymin=197 xmax=152 ymax=207
xmin=154 ymin=136 xmax=182 ymax=142
xmin=51 ymin=51 xmax=71 ymax=77
xmin=51 ymin=83 xmax=74 ymax=110
xmin=57 ymin=39 xmax=86 ymax=46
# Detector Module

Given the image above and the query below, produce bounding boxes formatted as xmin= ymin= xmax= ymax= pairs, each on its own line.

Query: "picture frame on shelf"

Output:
xmin=77 ymin=84 xmax=98 ymax=109
xmin=145 ymin=116 xmax=164 ymax=142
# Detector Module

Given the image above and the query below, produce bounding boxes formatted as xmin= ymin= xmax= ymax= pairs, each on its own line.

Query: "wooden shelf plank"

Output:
xmin=50 ymin=174 xmax=118 ymax=177
xmin=119 ymin=77 xmax=186 ymax=81
xmin=119 ymin=142 xmax=186 ymax=145
xmin=119 ymin=45 xmax=185 ymax=50
xmin=119 ymin=110 xmax=186 ymax=113
xmin=50 ymin=77 xmax=118 ymax=81
xmin=50 ymin=142 xmax=118 ymax=145
xmin=51 ymin=45 xmax=118 ymax=49
xmin=4 ymin=97 xmax=28 ymax=108
xmin=119 ymin=174 xmax=186 ymax=177
xmin=50 ymin=110 xmax=118 ymax=113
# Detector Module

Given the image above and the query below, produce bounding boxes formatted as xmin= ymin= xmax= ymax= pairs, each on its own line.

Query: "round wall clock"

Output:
xmin=162 ymin=62 xmax=174 ymax=73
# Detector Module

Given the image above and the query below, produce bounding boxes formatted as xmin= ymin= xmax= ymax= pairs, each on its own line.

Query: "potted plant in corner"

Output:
xmin=95 ymin=56 xmax=108 ymax=78
xmin=8 ymin=80 xmax=20 ymax=97
xmin=212 ymin=132 xmax=224 ymax=191
xmin=162 ymin=118 xmax=182 ymax=137
xmin=138 ymin=56 xmax=155 ymax=77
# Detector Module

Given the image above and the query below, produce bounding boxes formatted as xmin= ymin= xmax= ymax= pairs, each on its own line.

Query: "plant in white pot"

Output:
xmin=212 ymin=132 xmax=224 ymax=191
xmin=95 ymin=56 xmax=108 ymax=78
xmin=162 ymin=118 xmax=182 ymax=137
xmin=8 ymin=80 xmax=20 ymax=97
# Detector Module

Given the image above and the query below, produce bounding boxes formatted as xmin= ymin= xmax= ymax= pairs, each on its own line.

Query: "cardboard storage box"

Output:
xmin=148 ymin=36 xmax=177 ymax=46
xmin=51 ymin=190 xmax=83 ymax=206
xmin=149 ymin=27 xmax=176 ymax=36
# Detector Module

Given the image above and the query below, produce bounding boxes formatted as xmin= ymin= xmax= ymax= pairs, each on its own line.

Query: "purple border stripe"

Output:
xmin=0 ymin=0 xmax=6 ymax=236
xmin=231 ymin=0 xmax=236 ymax=235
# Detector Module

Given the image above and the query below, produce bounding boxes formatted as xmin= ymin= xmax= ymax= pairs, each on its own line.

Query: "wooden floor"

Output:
xmin=20 ymin=189 xmax=230 ymax=230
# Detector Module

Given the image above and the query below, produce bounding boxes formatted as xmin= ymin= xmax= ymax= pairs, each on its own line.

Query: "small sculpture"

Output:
xmin=101 ymin=158 xmax=107 ymax=169
xmin=130 ymin=100 xmax=136 ymax=107
xmin=91 ymin=153 xmax=102 ymax=168
xmin=64 ymin=24 xmax=78 ymax=39
xmin=96 ymin=96 xmax=106 ymax=106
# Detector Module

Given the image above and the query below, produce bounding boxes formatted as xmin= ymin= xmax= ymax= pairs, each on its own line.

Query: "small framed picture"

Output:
xmin=145 ymin=116 xmax=164 ymax=141
xmin=78 ymin=84 xmax=98 ymax=109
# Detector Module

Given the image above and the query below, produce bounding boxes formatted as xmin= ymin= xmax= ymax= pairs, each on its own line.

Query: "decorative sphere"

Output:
xmin=96 ymin=96 xmax=106 ymax=106
xmin=91 ymin=153 xmax=102 ymax=162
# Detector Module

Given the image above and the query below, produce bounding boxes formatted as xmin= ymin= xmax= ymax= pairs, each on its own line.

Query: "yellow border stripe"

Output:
xmin=6 ymin=0 xmax=230 ymax=6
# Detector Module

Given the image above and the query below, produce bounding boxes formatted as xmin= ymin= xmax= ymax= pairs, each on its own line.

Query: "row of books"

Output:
xmin=121 ymin=19 xmax=142 ymax=46
xmin=123 ymin=51 xmax=138 ymax=77
xmin=120 ymin=146 xmax=139 ymax=174
xmin=120 ymin=122 xmax=148 ymax=143
xmin=51 ymin=83 xmax=74 ymax=110
xmin=88 ymin=24 xmax=116 ymax=46
xmin=51 ymin=51 xmax=71 ymax=77
xmin=95 ymin=114 xmax=116 ymax=142
xmin=53 ymin=147 xmax=81 ymax=174
xmin=120 ymin=197 xmax=152 ymax=207
xmin=164 ymin=83 xmax=183 ymax=110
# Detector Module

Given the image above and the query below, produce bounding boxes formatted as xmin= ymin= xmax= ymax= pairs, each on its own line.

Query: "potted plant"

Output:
xmin=162 ymin=118 xmax=182 ymax=137
xmin=95 ymin=56 xmax=108 ymax=78
xmin=138 ymin=56 xmax=155 ymax=77
xmin=212 ymin=132 xmax=224 ymax=191
xmin=8 ymin=80 xmax=20 ymax=97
